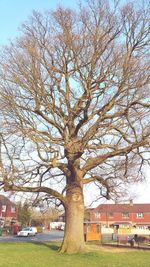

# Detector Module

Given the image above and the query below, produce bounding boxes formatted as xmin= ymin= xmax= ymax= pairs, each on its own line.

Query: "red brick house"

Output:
xmin=91 ymin=201 xmax=150 ymax=229
xmin=0 ymin=195 xmax=17 ymax=226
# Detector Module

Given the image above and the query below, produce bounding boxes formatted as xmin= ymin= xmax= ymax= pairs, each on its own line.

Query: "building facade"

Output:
xmin=0 ymin=195 xmax=17 ymax=226
xmin=91 ymin=202 xmax=150 ymax=230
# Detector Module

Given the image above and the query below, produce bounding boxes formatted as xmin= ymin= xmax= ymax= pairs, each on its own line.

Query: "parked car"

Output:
xmin=30 ymin=227 xmax=38 ymax=234
xmin=60 ymin=225 xmax=65 ymax=231
xmin=17 ymin=227 xmax=37 ymax=237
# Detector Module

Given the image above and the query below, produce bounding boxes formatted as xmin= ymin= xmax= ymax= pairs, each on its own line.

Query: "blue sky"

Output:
xmin=0 ymin=0 xmax=145 ymax=46
xmin=0 ymin=0 xmax=77 ymax=46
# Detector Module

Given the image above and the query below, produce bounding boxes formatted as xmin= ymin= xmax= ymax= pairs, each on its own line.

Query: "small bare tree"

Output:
xmin=31 ymin=206 xmax=60 ymax=228
xmin=0 ymin=0 xmax=150 ymax=253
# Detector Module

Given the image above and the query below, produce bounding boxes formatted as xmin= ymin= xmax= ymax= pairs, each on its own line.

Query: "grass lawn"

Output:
xmin=0 ymin=242 xmax=149 ymax=267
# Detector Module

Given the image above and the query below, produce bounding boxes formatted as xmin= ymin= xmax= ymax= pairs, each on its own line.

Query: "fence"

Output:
xmin=101 ymin=233 xmax=150 ymax=249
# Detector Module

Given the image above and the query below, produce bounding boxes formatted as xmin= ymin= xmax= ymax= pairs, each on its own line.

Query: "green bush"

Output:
xmin=36 ymin=226 xmax=43 ymax=233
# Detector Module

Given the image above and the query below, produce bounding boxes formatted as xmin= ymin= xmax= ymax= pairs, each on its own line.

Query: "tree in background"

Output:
xmin=17 ymin=202 xmax=31 ymax=227
xmin=31 ymin=204 xmax=61 ymax=228
xmin=0 ymin=0 xmax=149 ymax=253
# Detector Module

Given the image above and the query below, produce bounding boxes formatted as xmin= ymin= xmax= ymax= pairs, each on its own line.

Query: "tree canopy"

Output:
xmin=17 ymin=202 xmax=32 ymax=227
xmin=0 ymin=0 xmax=149 ymax=253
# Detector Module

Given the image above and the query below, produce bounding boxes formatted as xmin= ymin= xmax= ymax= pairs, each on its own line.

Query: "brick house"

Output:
xmin=91 ymin=201 xmax=150 ymax=230
xmin=0 ymin=195 xmax=17 ymax=226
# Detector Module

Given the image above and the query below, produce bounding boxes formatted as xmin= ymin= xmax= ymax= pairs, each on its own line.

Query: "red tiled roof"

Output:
xmin=95 ymin=203 xmax=150 ymax=213
xmin=0 ymin=195 xmax=16 ymax=207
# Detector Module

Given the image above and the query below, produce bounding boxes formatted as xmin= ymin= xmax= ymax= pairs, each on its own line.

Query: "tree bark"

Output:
xmin=59 ymin=185 xmax=85 ymax=253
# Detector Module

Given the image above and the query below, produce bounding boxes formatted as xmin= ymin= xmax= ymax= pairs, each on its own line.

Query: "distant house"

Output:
xmin=55 ymin=201 xmax=150 ymax=231
xmin=0 ymin=195 xmax=17 ymax=226
xmin=91 ymin=201 xmax=150 ymax=229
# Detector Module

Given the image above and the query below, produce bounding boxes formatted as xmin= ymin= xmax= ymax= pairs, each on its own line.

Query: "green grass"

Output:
xmin=0 ymin=242 xmax=149 ymax=267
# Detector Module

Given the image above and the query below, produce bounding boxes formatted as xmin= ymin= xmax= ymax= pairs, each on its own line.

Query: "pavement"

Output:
xmin=0 ymin=230 xmax=64 ymax=243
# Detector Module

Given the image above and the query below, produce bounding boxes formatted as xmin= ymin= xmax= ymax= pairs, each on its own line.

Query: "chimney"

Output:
xmin=129 ymin=199 xmax=133 ymax=206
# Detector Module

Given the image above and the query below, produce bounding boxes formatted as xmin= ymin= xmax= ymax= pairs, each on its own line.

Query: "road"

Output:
xmin=0 ymin=230 xmax=64 ymax=243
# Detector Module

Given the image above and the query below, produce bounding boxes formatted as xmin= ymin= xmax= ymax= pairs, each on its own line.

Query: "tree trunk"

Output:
xmin=59 ymin=185 xmax=85 ymax=254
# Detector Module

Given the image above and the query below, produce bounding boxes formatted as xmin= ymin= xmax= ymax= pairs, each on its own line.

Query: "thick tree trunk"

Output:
xmin=59 ymin=185 xmax=85 ymax=254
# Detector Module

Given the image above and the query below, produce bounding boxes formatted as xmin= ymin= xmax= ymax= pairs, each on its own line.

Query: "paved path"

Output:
xmin=0 ymin=230 xmax=64 ymax=243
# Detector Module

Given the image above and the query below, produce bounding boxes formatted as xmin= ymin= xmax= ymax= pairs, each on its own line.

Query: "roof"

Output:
xmin=95 ymin=203 xmax=150 ymax=213
xmin=0 ymin=195 xmax=16 ymax=207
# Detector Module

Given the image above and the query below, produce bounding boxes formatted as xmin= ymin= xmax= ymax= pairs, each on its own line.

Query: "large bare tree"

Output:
xmin=0 ymin=0 xmax=150 ymax=253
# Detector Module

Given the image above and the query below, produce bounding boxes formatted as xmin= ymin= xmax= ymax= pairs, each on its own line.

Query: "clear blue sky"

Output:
xmin=0 ymin=0 xmax=77 ymax=46
xmin=0 ymin=0 xmax=144 ymax=46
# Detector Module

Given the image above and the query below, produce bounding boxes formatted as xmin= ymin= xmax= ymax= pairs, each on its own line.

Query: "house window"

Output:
xmin=136 ymin=213 xmax=144 ymax=218
xmin=2 ymin=205 xmax=6 ymax=212
xmin=122 ymin=212 xmax=129 ymax=218
xmin=137 ymin=225 xmax=145 ymax=229
xmin=11 ymin=206 xmax=16 ymax=213
xmin=95 ymin=212 xmax=101 ymax=218
xmin=108 ymin=212 xmax=114 ymax=218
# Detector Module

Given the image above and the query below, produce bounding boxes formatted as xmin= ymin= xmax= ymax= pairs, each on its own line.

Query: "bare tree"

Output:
xmin=0 ymin=0 xmax=150 ymax=253
xmin=31 ymin=206 xmax=61 ymax=228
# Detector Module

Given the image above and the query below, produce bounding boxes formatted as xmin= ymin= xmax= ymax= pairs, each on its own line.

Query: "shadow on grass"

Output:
xmin=30 ymin=241 xmax=61 ymax=251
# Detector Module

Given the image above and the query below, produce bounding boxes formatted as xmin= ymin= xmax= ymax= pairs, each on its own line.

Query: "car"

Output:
xmin=17 ymin=227 xmax=37 ymax=237
xmin=60 ymin=225 xmax=65 ymax=231
xmin=30 ymin=227 xmax=38 ymax=234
